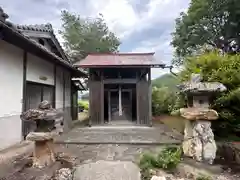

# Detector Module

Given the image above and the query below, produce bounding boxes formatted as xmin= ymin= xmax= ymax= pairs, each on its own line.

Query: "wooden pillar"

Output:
xmin=148 ymin=68 xmax=152 ymax=126
xmin=136 ymin=72 xmax=140 ymax=124
xmin=53 ymin=64 xmax=56 ymax=108
xmin=22 ymin=51 xmax=27 ymax=112
xmin=100 ymin=71 xmax=104 ymax=124
xmin=119 ymin=85 xmax=122 ymax=116
xmin=108 ymin=90 xmax=111 ymax=122
xmin=22 ymin=51 xmax=27 ymax=140
xmin=88 ymin=71 xmax=92 ymax=126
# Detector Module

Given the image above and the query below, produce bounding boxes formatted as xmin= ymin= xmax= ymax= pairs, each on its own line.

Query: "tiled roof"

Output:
xmin=0 ymin=6 xmax=87 ymax=77
xmin=14 ymin=23 xmax=69 ymax=63
xmin=75 ymin=53 xmax=165 ymax=67
xmin=177 ymin=82 xmax=227 ymax=93
xmin=15 ymin=23 xmax=53 ymax=32
xmin=177 ymin=74 xmax=227 ymax=93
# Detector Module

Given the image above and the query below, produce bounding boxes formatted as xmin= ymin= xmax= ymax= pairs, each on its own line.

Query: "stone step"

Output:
xmin=56 ymin=144 xmax=179 ymax=164
xmin=54 ymin=126 xmax=183 ymax=145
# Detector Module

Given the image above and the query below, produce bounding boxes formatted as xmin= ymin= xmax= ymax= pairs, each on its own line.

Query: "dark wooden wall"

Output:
xmin=136 ymin=68 xmax=152 ymax=126
xmin=136 ymin=78 xmax=150 ymax=125
xmin=88 ymin=67 xmax=152 ymax=126
xmin=89 ymin=69 xmax=104 ymax=125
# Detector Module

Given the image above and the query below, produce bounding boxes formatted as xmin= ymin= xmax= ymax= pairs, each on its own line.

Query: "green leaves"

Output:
xmin=139 ymin=147 xmax=182 ymax=170
xmin=172 ymin=0 xmax=240 ymax=65
xmin=59 ymin=11 xmax=121 ymax=61
xmin=152 ymin=87 xmax=177 ymax=115
xmin=180 ymin=52 xmax=240 ymax=136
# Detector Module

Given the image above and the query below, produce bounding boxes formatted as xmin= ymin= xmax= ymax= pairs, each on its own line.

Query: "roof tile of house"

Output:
xmin=15 ymin=23 xmax=53 ymax=32
xmin=0 ymin=6 xmax=87 ymax=77
xmin=75 ymin=53 xmax=165 ymax=67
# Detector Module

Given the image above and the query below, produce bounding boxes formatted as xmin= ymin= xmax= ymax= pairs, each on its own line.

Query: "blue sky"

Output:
xmin=1 ymin=0 xmax=190 ymax=79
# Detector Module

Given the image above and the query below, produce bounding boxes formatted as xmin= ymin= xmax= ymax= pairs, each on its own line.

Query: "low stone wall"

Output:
xmin=217 ymin=142 xmax=240 ymax=165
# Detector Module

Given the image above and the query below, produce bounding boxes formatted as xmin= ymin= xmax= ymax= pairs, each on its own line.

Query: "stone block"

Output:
xmin=180 ymin=108 xmax=218 ymax=121
xmin=33 ymin=139 xmax=56 ymax=168
xmin=26 ymin=132 xmax=54 ymax=141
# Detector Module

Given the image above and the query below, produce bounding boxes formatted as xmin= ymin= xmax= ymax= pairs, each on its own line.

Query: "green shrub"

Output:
xmin=78 ymin=100 xmax=89 ymax=111
xmin=139 ymin=152 xmax=157 ymax=169
xmin=152 ymin=87 xmax=177 ymax=115
xmin=180 ymin=52 xmax=240 ymax=137
xmin=156 ymin=147 xmax=182 ymax=170
xmin=152 ymin=87 xmax=185 ymax=116
xmin=196 ymin=175 xmax=212 ymax=180
xmin=138 ymin=146 xmax=182 ymax=179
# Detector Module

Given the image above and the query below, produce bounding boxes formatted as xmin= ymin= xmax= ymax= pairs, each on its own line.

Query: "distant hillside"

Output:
xmin=152 ymin=73 xmax=180 ymax=90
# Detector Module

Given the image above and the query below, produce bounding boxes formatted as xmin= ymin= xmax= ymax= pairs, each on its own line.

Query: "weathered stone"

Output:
xmin=192 ymin=121 xmax=217 ymax=164
xmin=55 ymin=152 xmax=77 ymax=167
xmin=180 ymin=108 xmax=218 ymax=121
xmin=32 ymin=139 xmax=56 ymax=168
xmin=26 ymin=132 xmax=55 ymax=141
xmin=20 ymin=100 xmax=63 ymax=132
xmin=55 ymin=168 xmax=73 ymax=180
xmin=150 ymin=176 xmax=166 ymax=180
xmin=38 ymin=100 xmax=52 ymax=110
xmin=177 ymin=73 xmax=227 ymax=93
xmin=156 ymin=169 xmax=176 ymax=179
xmin=176 ymin=160 xmax=222 ymax=180
xmin=73 ymin=160 xmax=141 ymax=180
xmin=26 ymin=133 xmax=57 ymax=168
xmin=176 ymin=74 xmax=226 ymax=165
xmin=217 ymin=143 xmax=240 ymax=165
xmin=182 ymin=120 xmax=194 ymax=157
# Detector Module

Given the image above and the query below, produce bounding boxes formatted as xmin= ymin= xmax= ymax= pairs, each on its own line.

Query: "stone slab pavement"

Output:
xmin=55 ymin=125 xmax=183 ymax=144
xmin=73 ymin=160 xmax=141 ymax=180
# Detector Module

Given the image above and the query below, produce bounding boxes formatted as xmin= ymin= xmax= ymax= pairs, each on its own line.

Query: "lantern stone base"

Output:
xmin=26 ymin=132 xmax=56 ymax=168
xmin=180 ymin=108 xmax=218 ymax=121
xmin=181 ymin=109 xmax=217 ymax=164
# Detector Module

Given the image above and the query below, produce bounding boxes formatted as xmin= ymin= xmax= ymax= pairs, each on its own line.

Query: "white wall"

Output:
xmin=64 ymin=70 xmax=71 ymax=108
xmin=56 ymin=66 xmax=64 ymax=109
xmin=56 ymin=67 xmax=71 ymax=109
xmin=0 ymin=40 xmax=23 ymax=150
xmin=27 ymin=53 xmax=54 ymax=85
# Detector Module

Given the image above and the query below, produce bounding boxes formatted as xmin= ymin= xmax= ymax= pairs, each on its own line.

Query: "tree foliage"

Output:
xmin=152 ymin=74 xmax=180 ymax=91
xmin=152 ymin=87 xmax=184 ymax=115
xmin=180 ymin=52 xmax=240 ymax=136
xmin=171 ymin=0 xmax=240 ymax=65
xmin=59 ymin=11 xmax=121 ymax=61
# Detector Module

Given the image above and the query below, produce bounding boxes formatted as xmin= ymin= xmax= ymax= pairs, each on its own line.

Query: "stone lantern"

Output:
xmin=21 ymin=100 xmax=63 ymax=168
xmin=177 ymin=74 xmax=226 ymax=164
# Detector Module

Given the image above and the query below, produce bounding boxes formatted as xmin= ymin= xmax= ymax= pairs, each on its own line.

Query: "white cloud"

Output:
xmin=88 ymin=0 xmax=139 ymax=38
xmin=1 ymin=0 xmax=190 ymax=79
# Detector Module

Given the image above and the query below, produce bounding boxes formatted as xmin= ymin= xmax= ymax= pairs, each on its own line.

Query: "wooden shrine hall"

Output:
xmin=75 ymin=53 xmax=165 ymax=126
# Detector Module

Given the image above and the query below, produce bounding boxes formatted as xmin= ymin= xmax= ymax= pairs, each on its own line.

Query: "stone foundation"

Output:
xmin=27 ymin=132 xmax=56 ymax=168
xmin=182 ymin=120 xmax=217 ymax=164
